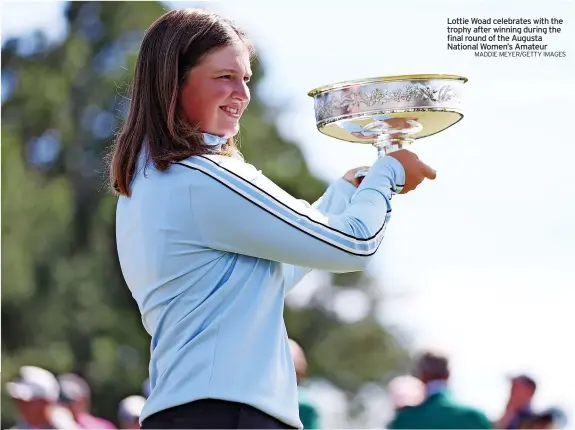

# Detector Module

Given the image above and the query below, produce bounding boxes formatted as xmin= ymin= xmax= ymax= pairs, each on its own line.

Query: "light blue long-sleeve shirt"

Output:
xmin=115 ymin=149 xmax=405 ymax=428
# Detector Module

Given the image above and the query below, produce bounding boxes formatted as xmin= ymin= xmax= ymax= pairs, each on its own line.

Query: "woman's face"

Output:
xmin=180 ymin=42 xmax=252 ymax=138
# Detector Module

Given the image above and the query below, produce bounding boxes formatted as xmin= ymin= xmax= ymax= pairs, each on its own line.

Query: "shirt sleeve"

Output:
xmin=281 ymin=178 xmax=358 ymax=293
xmin=312 ymin=178 xmax=357 ymax=214
xmin=179 ymin=154 xmax=405 ymax=273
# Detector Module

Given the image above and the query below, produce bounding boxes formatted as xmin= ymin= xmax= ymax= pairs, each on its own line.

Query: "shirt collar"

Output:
xmin=425 ymin=379 xmax=449 ymax=398
xmin=202 ymin=133 xmax=228 ymax=151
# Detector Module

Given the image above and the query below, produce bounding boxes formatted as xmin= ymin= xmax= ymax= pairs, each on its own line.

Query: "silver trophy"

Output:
xmin=308 ymin=74 xmax=467 ymax=178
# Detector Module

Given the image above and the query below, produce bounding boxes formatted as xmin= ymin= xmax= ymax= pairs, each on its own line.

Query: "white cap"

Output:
xmin=118 ymin=395 xmax=146 ymax=421
xmin=6 ymin=366 xmax=60 ymax=402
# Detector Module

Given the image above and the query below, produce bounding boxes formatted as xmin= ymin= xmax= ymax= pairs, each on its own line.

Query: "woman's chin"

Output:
xmin=216 ymin=125 xmax=240 ymax=139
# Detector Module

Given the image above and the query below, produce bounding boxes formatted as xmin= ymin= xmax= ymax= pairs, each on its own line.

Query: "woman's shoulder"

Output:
xmin=177 ymin=154 xmax=262 ymax=183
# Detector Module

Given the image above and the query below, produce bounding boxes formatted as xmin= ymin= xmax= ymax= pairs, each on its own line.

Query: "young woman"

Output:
xmin=109 ymin=8 xmax=436 ymax=430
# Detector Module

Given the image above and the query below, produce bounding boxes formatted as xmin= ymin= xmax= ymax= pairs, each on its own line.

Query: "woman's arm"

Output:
xmin=178 ymin=154 xmax=404 ymax=273
xmin=281 ymin=177 xmax=359 ymax=293
xmin=312 ymin=177 xmax=358 ymax=215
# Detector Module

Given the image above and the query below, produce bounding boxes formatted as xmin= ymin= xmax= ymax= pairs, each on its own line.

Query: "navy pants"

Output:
xmin=140 ymin=398 xmax=296 ymax=429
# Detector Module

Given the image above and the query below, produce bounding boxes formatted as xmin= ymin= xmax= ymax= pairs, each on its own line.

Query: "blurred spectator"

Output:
xmin=58 ymin=373 xmax=116 ymax=429
xmin=515 ymin=410 xmax=551 ymax=429
xmin=6 ymin=365 xmax=77 ymax=429
xmin=142 ymin=378 xmax=151 ymax=398
xmin=117 ymin=395 xmax=146 ymax=430
xmin=495 ymin=374 xmax=537 ymax=429
xmin=514 ymin=406 xmax=567 ymax=429
xmin=289 ymin=339 xmax=321 ymax=429
xmin=537 ymin=407 xmax=568 ymax=429
xmin=387 ymin=375 xmax=425 ymax=411
xmin=386 ymin=349 xmax=492 ymax=429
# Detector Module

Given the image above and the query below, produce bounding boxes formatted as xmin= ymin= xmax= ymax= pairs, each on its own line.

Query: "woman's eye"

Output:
xmin=219 ymin=75 xmax=232 ymax=80
xmin=244 ymin=77 xmax=251 ymax=83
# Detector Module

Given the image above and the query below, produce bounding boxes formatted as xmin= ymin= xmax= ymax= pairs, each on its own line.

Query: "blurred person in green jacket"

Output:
xmin=387 ymin=349 xmax=492 ymax=429
xmin=289 ymin=339 xmax=321 ymax=429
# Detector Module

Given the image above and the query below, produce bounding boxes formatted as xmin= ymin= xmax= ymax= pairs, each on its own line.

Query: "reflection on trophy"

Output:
xmin=308 ymin=74 xmax=468 ymax=157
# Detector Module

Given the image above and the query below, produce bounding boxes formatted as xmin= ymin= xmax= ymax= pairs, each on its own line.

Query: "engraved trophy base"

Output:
xmin=308 ymin=74 xmax=467 ymax=157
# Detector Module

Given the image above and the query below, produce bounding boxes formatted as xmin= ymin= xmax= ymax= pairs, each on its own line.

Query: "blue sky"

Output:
xmin=2 ymin=0 xmax=574 ymax=426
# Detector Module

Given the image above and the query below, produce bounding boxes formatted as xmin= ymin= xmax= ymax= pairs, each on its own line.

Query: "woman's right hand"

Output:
xmin=386 ymin=149 xmax=436 ymax=194
xmin=343 ymin=166 xmax=371 ymax=187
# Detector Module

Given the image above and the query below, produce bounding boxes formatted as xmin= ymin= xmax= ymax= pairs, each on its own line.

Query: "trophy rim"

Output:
xmin=307 ymin=74 xmax=468 ymax=97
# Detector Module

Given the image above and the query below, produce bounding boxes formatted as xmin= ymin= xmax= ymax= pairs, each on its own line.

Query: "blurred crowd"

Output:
xmin=384 ymin=350 xmax=568 ymax=430
xmin=6 ymin=366 xmax=145 ymax=430
xmin=5 ymin=344 xmax=568 ymax=429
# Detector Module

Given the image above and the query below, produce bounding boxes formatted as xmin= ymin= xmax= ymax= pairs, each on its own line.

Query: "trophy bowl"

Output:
xmin=308 ymin=74 xmax=467 ymax=154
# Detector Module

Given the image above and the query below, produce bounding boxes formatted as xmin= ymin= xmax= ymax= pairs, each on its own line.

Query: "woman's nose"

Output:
xmin=233 ymin=81 xmax=250 ymax=102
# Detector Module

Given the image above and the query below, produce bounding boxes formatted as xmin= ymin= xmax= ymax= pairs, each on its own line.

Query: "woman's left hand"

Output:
xmin=343 ymin=166 xmax=370 ymax=187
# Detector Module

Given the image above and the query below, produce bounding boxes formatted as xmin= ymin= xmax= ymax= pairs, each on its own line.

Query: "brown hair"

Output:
xmin=415 ymin=349 xmax=450 ymax=382
xmin=107 ymin=8 xmax=254 ymax=196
